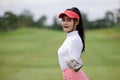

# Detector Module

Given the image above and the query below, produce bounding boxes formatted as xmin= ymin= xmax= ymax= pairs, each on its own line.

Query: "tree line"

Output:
xmin=0 ymin=9 xmax=119 ymax=32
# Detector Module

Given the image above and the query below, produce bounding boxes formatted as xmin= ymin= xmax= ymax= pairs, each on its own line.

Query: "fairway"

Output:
xmin=0 ymin=27 xmax=120 ymax=80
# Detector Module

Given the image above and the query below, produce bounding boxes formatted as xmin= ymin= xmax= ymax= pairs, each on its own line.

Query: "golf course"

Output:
xmin=0 ymin=27 xmax=120 ymax=80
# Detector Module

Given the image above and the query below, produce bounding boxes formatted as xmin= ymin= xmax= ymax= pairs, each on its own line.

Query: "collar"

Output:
xmin=67 ymin=30 xmax=78 ymax=37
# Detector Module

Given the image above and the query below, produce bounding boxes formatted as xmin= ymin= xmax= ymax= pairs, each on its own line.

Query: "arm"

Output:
xmin=66 ymin=39 xmax=83 ymax=72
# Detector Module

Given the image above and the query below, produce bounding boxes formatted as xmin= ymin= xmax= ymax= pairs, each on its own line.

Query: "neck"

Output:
xmin=67 ymin=29 xmax=76 ymax=33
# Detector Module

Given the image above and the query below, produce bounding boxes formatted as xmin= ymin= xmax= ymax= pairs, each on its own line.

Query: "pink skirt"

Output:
xmin=62 ymin=68 xmax=89 ymax=80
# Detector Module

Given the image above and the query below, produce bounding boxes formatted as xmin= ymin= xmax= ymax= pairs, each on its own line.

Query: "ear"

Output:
xmin=75 ymin=20 xmax=79 ymax=26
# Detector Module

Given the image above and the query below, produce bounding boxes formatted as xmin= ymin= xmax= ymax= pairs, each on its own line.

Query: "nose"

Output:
xmin=62 ymin=21 xmax=67 ymax=25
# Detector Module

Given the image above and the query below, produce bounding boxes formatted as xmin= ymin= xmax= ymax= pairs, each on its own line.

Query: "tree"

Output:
xmin=0 ymin=12 xmax=18 ymax=31
xmin=36 ymin=15 xmax=47 ymax=28
xmin=17 ymin=10 xmax=34 ymax=27
xmin=81 ymin=12 xmax=92 ymax=29
xmin=116 ymin=8 xmax=120 ymax=26
xmin=104 ymin=11 xmax=114 ymax=26
xmin=51 ymin=16 xmax=62 ymax=30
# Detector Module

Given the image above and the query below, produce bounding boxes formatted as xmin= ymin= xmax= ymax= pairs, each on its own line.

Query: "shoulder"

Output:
xmin=70 ymin=36 xmax=83 ymax=47
xmin=71 ymin=35 xmax=82 ymax=43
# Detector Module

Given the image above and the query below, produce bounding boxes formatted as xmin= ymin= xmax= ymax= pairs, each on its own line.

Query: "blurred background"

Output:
xmin=0 ymin=0 xmax=120 ymax=80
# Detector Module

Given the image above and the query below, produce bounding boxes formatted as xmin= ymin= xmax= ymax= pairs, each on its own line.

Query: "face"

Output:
xmin=61 ymin=15 xmax=78 ymax=32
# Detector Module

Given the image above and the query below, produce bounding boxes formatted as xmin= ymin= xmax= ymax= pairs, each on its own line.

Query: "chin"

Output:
xmin=63 ymin=29 xmax=69 ymax=32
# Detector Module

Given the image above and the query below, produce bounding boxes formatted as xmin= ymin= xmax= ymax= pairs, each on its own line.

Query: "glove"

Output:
xmin=66 ymin=58 xmax=83 ymax=72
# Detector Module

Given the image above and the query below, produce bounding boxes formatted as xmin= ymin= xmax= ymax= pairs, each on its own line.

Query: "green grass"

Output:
xmin=0 ymin=27 xmax=120 ymax=80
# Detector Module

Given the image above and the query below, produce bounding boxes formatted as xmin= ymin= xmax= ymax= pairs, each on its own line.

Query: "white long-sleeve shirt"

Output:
xmin=58 ymin=31 xmax=83 ymax=70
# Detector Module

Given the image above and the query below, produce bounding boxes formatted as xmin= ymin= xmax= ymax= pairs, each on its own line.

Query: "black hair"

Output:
xmin=67 ymin=7 xmax=85 ymax=52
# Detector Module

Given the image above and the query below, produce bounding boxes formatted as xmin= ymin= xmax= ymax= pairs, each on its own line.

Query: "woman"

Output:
xmin=58 ymin=7 xmax=89 ymax=80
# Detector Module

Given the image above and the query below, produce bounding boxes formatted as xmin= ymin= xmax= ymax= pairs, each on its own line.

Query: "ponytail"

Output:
xmin=77 ymin=17 xmax=85 ymax=52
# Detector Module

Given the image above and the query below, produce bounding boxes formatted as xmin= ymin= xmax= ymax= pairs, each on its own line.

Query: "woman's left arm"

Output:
xmin=66 ymin=39 xmax=83 ymax=72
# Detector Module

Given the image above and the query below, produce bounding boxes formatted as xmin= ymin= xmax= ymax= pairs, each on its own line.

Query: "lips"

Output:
xmin=63 ymin=26 xmax=69 ymax=28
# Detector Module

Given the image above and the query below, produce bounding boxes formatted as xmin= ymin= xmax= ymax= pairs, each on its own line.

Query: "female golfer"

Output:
xmin=58 ymin=7 xmax=89 ymax=80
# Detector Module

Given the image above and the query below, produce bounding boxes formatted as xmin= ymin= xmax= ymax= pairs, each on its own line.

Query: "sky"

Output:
xmin=0 ymin=0 xmax=119 ymax=24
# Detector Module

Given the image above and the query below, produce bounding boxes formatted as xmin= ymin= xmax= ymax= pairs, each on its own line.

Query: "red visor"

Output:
xmin=58 ymin=10 xmax=80 ymax=21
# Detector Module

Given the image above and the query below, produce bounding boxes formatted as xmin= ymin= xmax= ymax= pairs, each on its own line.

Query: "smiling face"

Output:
xmin=61 ymin=15 xmax=78 ymax=32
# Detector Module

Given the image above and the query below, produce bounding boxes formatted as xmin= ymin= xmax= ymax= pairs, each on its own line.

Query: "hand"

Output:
xmin=66 ymin=58 xmax=83 ymax=72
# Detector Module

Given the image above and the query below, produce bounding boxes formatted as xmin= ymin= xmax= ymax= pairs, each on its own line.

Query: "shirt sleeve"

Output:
xmin=68 ymin=39 xmax=83 ymax=62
